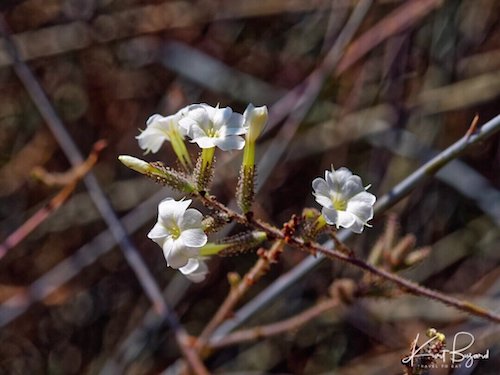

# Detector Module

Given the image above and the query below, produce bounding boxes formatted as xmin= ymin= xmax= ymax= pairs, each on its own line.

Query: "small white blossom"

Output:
xmin=179 ymin=104 xmax=246 ymax=151
xmin=147 ymin=198 xmax=207 ymax=269
xmin=179 ymin=258 xmax=209 ymax=283
xmin=136 ymin=112 xmax=186 ymax=154
xmin=312 ymin=167 xmax=376 ymax=233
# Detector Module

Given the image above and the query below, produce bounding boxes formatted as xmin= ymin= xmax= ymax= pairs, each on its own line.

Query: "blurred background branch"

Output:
xmin=1 ymin=0 xmax=500 ymax=373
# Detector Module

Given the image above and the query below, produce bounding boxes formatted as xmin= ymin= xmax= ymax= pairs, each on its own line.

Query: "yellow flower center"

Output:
xmin=206 ymin=126 xmax=219 ymax=138
xmin=331 ymin=193 xmax=347 ymax=211
xmin=166 ymin=222 xmax=181 ymax=238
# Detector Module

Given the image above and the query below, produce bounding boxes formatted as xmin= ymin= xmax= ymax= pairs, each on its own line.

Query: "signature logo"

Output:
xmin=401 ymin=329 xmax=489 ymax=370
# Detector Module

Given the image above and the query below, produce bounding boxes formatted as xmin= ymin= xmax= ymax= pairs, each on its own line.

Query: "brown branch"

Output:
xmin=198 ymin=240 xmax=285 ymax=344
xmin=303 ymin=241 xmax=500 ymax=323
xmin=465 ymin=114 xmax=480 ymax=139
xmin=208 ymin=298 xmax=340 ymax=349
xmin=195 ymin=193 xmax=500 ymax=323
xmin=32 ymin=139 xmax=108 ymax=187
xmin=0 ymin=140 xmax=107 ymax=259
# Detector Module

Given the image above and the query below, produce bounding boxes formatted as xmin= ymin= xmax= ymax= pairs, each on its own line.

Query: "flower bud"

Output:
xmin=118 ymin=155 xmax=194 ymax=192
xmin=244 ymin=104 xmax=268 ymax=143
xmin=118 ymin=155 xmax=152 ymax=174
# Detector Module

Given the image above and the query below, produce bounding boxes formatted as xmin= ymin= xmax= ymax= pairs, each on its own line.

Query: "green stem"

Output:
xmin=196 ymin=147 xmax=216 ymax=191
xmin=169 ymin=128 xmax=192 ymax=170
xmin=243 ymin=141 xmax=255 ymax=167
xmin=201 ymin=147 xmax=215 ymax=170
xmin=200 ymin=243 xmax=229 ymax=256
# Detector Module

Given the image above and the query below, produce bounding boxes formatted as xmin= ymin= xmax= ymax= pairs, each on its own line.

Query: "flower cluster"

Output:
xmin=137 ymin=103 xmax=259 ymax=154
xmin=120 ymin=102 xmax=377 ymax=283
xmin=132 ymin=103 xmax=268 ymax=281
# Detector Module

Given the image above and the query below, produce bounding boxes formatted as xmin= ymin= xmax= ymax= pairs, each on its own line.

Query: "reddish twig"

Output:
xmin=32 ymin=140 xmax=108 ymax=187
xmin=465 ymin=114 xmax=480 ymax=139
xmin=0 ymin=140 xmax=107 ymax=260
xmin=196 ymin=193 xmax=500 ymax=323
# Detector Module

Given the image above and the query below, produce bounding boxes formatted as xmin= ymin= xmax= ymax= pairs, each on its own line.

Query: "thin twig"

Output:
xmin=303 ymin=242 xmax=500 ymax=323
xmin=465 ymin=114 xmax=480 ymax=139
xmin=208 ymin=298 xmax=340 ymax=349
xmin=198 ymin=191 xmax=500 ymax=323
xmin=0 ymin=140 xmax=106 ymax=259
xmin=31 ymin=140 xmax=108 ymax=187
xmin=198 ymin=240 xmax=286 ymax=343
xmin=0 ymin=182 xmax=76 ymax=259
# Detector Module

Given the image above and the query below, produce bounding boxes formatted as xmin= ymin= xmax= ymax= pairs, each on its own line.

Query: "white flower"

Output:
xmin=243 ymin=104 xmax=268 ymax=143
xmin=136 ymin=112 xmax=186 ymax=154
xmin=147 ymin=198 xmax=207 ymax=268
xmin=179 ymin=258 xmax=209 ymax=283
xmin=312 ymin=167 xmax=376 ymax=233
xmin=178 ymin=104 xmax=246 ymax=150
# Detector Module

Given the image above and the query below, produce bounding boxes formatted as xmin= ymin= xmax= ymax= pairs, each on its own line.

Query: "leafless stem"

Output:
xmin=196 ymin=193 xmax=500 ymax=323
xmin=0 ymin=140 xmax=107 ymax=259
xmin=198 ymin=240 xmax=285 ymax=343
xmin=208 ymin=298 xmax=340 ymax=349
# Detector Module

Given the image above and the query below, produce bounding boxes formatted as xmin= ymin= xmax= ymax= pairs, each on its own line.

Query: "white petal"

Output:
xmin=220 ymin=124 xmax=246 ymax=136
xmin=326 ymin=167 xmax=349 ymax=190
xmin=146 ymin=114 xmax=162 ymax=126
xmin=199 ymin=103 xmax=216 ymax=119
xmin=179 ymin=208 xmax=203 ymax=229
xmin=333 ymin=167 xmax=353 ymax=186
xmin=179 ymin=258 xmax=208 ymax=283
xmin=147 ymin=115 xmax=176 ymax=133
xmin=212 ymin=107 xmax=233 ymax=130
xmin=178 ymin=117 xmax=197 ymax=137
xmin=187 ymin=105 xmax=210 ymax=129
xmin=180 ymin=228 xmax=207 ymax=248
xmin=341 ymin=177 xmax=364 ymax=199
xmin=147 ymin=223 xmax=168 ymax=247
xmin=336 ymin=211 xmax=356 ymax=229
xmin=225 ymin=113 xmax=246 ymax=133
xmin=312 ymin=178 xmax=329 ymax=196
xmin=321 ymin=207 xmax=338 ymax=225
xmin=161 ymin=237 xmax=174 ymax=264
xmin=190 ymin=124 xmax=206 ymax=136
xmin=347 ymin=201 xmax=374 ymax=222
xmin=164 ymin=239 xmax=189 ymax=269
xmin=348 ymin=219 xmax=365 ymax=233
xmin=136 ymin=131 xmax=166 ymax=153
xmin=314 ymin=194 xmax=333 ymax=209
xmin=158 ymin=198 xmax=190 ymax=223
xmin=136 ymin=118 xmax=172 ymax=152
xmin=213 ymin=135 xmax=245 ymax=151
xmin=349 ymin=191 xmax=376 ymax=206
xmin=193 ymin=136 xmax=216 ymax=149
xmin=179 ymin=257 xmax=202 ymax=273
